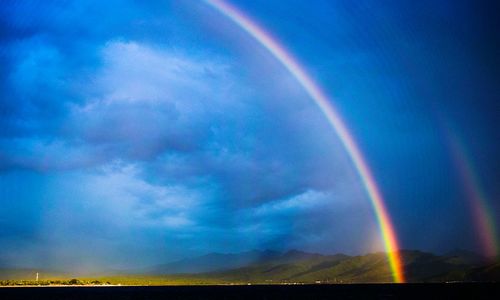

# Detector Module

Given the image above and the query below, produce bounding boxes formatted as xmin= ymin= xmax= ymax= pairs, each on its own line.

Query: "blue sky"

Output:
xmin=0 ymin=0 xmax=498 ymax=271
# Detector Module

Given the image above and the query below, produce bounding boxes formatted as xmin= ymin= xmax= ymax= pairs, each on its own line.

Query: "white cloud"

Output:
xmin=253 ymin=189 xmax=331 ymax=216
xmin=78 ymin=161 xmax=204 ymax=230
xmin=92 ymin=41 xmax=234 ymax=107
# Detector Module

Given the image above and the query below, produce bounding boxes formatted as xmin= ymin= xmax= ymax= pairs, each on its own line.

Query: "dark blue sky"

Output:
xmin=0 ymin=0 xmax=498 ymax=271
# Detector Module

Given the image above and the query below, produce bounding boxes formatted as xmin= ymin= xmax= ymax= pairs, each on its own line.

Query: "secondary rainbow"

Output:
xmin=205 ymin=0 xmax=405 ymax=283
xmin=446 ymin=128 xmax=498 ymax=258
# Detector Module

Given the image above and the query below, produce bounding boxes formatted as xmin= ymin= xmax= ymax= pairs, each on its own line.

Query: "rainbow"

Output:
xmin=205 ymin=0 xmax=405 ymax=283
xmin=446 ymin=128 xmax=498 ymax=258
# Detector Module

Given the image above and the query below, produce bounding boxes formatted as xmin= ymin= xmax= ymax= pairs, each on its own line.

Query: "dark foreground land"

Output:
xmin=1 ymin=283 xmax=499 ymax=300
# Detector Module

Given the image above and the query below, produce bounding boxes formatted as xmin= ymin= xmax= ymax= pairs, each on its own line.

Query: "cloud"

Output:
xmin=72 ymin=162 xmax=203 ymax=230
xmin=0 ymin=1 xmax=387 ymax=269
xmin=253 ymin=190 xmax=331 ymax=216
xmin=65 ymin=41 xmax=250 ymax=161
xmin=0 ymin=137 xmax=103 ymax=171
xmin=96 ymin=41 xmax=231 ymax=105
xmin=0 ymin=40 xmax=258 ymax=170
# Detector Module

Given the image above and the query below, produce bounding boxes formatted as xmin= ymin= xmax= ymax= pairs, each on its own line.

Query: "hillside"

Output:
xmin=1 ymin=250 xmax=498 ymax=284
xmin=186 ymin=250 xmax=495 ymax=283
xmin=465 ymin=262 xmax=500 ymax=282
xmin=149 ymin=250 xmax=282 ymax=274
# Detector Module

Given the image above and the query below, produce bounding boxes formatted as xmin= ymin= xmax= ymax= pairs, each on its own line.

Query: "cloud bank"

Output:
xmin=0 ymin=1 xmax=375 ymax=271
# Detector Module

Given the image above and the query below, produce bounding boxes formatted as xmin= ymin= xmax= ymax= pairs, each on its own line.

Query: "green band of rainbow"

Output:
xmin=205 ymin=0 xmax=405 ymax=283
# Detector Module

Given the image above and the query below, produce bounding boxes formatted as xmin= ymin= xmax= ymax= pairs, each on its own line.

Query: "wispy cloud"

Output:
xmin=253 ymin=190 xmax=330 ymax=216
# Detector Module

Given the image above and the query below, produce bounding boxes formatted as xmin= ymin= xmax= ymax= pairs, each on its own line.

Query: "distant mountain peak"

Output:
xmin=282 ymin=249 xmax=322 ymax=258
xmin=149 ymin=249 xmax=282 ymax=274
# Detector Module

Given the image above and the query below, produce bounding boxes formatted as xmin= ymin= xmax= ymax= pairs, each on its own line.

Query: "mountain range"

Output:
xmin=148 ymin=249 xmax=498 ymax=283
xmin=1 ymin=249 xmax=499 ymax=283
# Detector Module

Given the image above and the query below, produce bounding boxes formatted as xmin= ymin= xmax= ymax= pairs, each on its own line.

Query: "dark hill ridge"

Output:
xmin=149 ymin=250 xmax=282 ymax=274
xmin=443 ymin=249 xmax=490 ymax=266
xmin=148 ymin=249 xmax=498 ymax=283
xmin=465 ymin=262 xmax=500 ymax=282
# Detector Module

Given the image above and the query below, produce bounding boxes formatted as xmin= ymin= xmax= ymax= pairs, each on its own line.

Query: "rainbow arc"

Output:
xmin=445 ymin=126 xmax=498 ymax=258
xmin=205 ymin=0 xmax=405 ymax=283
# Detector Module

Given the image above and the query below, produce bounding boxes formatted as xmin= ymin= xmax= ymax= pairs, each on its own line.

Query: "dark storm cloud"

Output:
xmin=1 ymin=0 xmax=498 ymax=270
xmin=0 ymin=1 xmax=368 ymax=270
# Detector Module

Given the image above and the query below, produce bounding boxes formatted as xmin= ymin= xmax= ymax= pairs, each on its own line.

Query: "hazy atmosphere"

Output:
xmin=0 ymin=0 xmax=498 ymax=273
